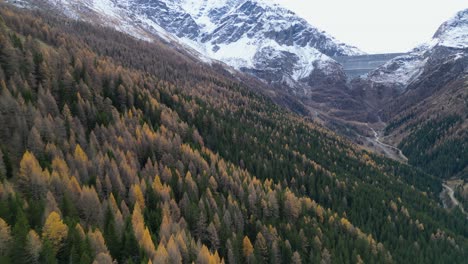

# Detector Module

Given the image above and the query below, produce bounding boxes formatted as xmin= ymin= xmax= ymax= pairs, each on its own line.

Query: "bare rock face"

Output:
xmin=131 ymin=0 xmax=201 ymax=39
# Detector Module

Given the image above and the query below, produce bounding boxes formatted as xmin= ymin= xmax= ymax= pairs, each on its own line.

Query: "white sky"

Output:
xmin=274 ymin=0 xmax=467 ymax=53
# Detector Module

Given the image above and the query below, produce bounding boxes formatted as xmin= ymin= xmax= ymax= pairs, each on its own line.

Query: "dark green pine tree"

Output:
xmin=10 ymin=208 xmax=30 ymax=263
xmin=104 ymin=205 xmax=121 ymax=259
xmin=144 ymin=186 xmax=162 ymax=237
xmin=61 ymin=192 xmax=79 ymax=220
xmin=40 ymin=240 xmax=58 ymax=264
xmin=120 ymin=217 xmax=141 ymax=264
xmin=79 ymin=238 xmax=94 ymax=264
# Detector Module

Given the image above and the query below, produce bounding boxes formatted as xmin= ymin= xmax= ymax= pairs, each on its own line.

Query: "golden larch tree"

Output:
xmin=18 ymin=151 xmax=47 ymax=199
xmin=26 ymin=230 xmax=42 ymax=263
xmin=0 ymin=217 xmax=11 ymax=255
xmin=42 ymin=211 xmax=68 ymax=252
xmin=242 ymin=236 xmax=254 ymax=258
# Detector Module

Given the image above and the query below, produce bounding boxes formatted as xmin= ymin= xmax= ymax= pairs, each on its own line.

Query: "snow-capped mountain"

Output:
xmin=12 ymin=0 xmax=363 ymax=87
xmin=434 ymin=8 xmax=468 ymax=49
xmin=363 ymin=8 xmax=468 ymax=91
xmin=350 ymin=8 xmax=468 ymax=122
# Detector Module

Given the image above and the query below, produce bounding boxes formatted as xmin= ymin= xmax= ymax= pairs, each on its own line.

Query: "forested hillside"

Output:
xmin=384 ymin=77 xmax=468 ymax=179
xmin=0 ymin=5 xmax=466 ymax=264
xmin=398 ymin=115 xmax=467 ymax=179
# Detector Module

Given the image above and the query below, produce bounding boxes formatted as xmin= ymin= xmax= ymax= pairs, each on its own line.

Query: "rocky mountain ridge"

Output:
xmin=13 ymin=0 xmax=363 ymax=83
xmin=354 ymin=8 xmax=468 ymax=113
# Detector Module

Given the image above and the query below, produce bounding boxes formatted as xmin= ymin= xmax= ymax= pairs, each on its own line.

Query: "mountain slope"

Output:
xmin=383 ymin=77 xmax=468 ymax=179
xmin=17 ymin=0 xmax=362 ymax=77
xmin=0 ymin=3 xmax=466 ymax=264
xmin=12 ymin=0 xmax=370 ymax=133
xmin=353 ymin=9 xmax=468 ymax=178
xmin=354 ymin=9 xmax=467 ymax=109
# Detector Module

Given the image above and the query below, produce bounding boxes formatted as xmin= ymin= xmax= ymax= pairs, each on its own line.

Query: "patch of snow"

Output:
xmin=177 ymin=37 xmax=214 ymax=63
xmin=368 ymin=54 xmax=427 ymax=88
xmin=210 ymin=36 xmax=259 ymax=69
xmin=177 ymin=0 xmax=236 ymax=32
xmin=452 ymin=52 xmax=465 ymax=61
xmin=434 ymin=9 xmax=468 ymax=49
xmin=138 ymin=16 xmax=176 ymax=42
xmin=438 ymin=26 xmax=468 ymax=49
xmin=90 ymin=0 xmax=119 ymax=19
xmin=291 ymin=47 xmax=329 ymax=81
xmin=315 ymin=59 xmax=338 ymax=75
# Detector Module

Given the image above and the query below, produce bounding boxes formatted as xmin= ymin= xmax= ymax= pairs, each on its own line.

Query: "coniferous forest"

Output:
xmin=0 ymin=4 xmax=466 ymax=264
xmin=398 ymin=115 xmax=468 ymax=179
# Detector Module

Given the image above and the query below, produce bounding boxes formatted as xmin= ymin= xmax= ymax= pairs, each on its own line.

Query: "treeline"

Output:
xmin=0 ymin=4 xmax=466 ymax=264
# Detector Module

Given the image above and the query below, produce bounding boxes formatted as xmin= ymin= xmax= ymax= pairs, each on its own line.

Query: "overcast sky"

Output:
xmin=274 ymin=0 xmax=467 ymax=53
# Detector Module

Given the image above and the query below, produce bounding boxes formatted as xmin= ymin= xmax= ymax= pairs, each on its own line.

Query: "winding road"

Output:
xmin=441 ymin=183 xmax=467 ymax=217
xmin=367 ymin=124 xmax=408 ymax=162
xmin=365 ymin=124 xmax=466 ymax=218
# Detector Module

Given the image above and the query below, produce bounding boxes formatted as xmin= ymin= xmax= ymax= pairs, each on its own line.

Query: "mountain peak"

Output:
xmin=433 ymin=8 xmax=468 ymax=49
xmin=13 ymin=0 xmax=363 ymax=85
xmin=363 ymin=8 xmax=468 ymax=90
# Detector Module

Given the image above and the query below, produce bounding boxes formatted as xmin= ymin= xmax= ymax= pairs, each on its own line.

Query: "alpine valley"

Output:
xmin=0 ymin=0 xmax=466 ymax=263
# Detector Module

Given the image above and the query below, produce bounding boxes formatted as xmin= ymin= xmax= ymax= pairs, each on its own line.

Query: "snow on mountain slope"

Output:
xmin=366 ymin=49 xmax=428 ymax=89
xmin=365 ymin=8 xmax=468 ymax=90
xmin=434 ymin=8 xmax=468 ymax=49
xmin=11 ymin=0 xmax=363 ymax=87
xmin=134 ymin=0 xmax=364 ymax=84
